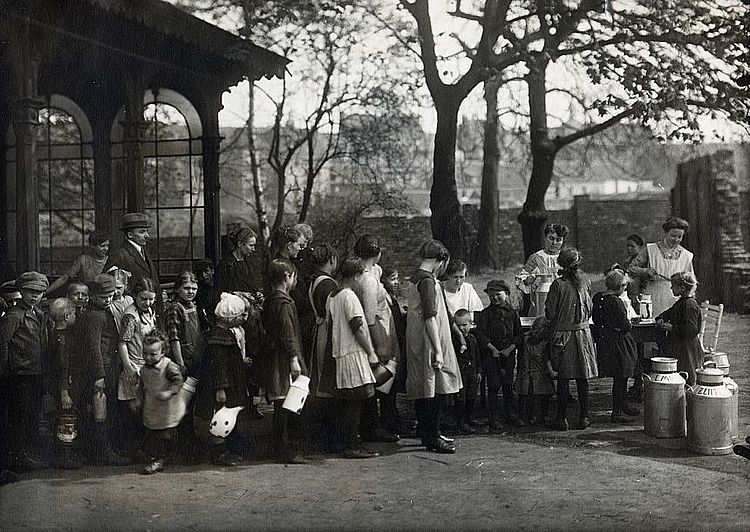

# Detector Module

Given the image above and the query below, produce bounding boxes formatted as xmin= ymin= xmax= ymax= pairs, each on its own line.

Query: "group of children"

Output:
xmin=0 ymin=219 xmax=708 ymax=477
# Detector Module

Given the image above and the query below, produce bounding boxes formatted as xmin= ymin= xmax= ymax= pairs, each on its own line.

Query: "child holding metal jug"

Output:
xmin=655 ymin=272 xmax=703 ymax=385
xmin=259 ymin=259 xmax=308 ymax=464
xmin=49 ymin=297 xmax=84 ymax=469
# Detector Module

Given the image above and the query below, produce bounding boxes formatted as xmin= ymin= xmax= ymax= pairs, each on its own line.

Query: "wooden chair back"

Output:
xmin=699 ymin=300 xmax=724 ymax=353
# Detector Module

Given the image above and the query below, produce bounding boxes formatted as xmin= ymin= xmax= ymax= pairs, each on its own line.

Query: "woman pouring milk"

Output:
xmin=627 ymin=216 xmax=695 ymax=317
xmin=516 ymin=223 xmax=569 ymax=316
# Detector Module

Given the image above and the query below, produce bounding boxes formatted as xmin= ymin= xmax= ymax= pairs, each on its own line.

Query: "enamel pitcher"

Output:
xmin=643 ymin=357 xmax=687 ymax=438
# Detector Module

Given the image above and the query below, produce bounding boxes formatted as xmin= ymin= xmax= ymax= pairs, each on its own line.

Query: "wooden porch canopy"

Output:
xmin=0 ymin=0 xmax=288 ymax=277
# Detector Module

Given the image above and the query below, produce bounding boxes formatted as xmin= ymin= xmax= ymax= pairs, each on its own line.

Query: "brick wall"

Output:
xmin=361 ymin=195 xmax=671 ymax=276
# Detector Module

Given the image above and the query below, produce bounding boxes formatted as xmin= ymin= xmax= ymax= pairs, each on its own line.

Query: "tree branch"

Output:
xmin=554 ymin=107 xmax=636 ymax=149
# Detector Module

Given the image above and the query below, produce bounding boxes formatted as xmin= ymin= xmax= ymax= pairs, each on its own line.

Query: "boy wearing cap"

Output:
xmin=475 ymin=280 xmax=525 ymax=430
xmin=104 ymin=213 xmax=161 ymax=313
xmin=0 ymin=271 xmax=50 ymax=470
xmin=76 ymin=274 xmax=131 ymax=465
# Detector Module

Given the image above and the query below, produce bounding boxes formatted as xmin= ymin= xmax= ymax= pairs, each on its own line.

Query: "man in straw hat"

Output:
xmin=104 ymin=213 xmax=162 ymax=312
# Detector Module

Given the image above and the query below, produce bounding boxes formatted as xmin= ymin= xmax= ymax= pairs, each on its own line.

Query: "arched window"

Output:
xmin=5 ymin=95 xmax=94 ymax=275
xmin=111 ymin=89 xmax=204 ymax=278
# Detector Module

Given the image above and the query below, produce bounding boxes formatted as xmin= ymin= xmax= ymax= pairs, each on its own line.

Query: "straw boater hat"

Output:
xmin=119 ymin=212 xmax=151 ymax=231
xmin=89 ymin=274 xmax=116 ymax=296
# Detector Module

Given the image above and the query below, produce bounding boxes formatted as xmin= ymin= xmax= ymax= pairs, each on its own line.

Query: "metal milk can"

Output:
xmin=703 ymin=355 xmax=739 ymax=442
xmin=686 ymin=367 xmax=734 ymax=455
xmin=643 ymin=357 xmax=687 ymax=438
xmin=534 ymin=274 xmax=553 ymax=317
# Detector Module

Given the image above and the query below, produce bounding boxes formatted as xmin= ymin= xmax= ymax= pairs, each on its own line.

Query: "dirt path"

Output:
xmin=2 ymin=314 xmax=749 ymax=531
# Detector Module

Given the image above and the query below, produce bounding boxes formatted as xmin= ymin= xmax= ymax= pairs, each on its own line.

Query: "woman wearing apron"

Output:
xmin=628 ymin=217 xmax=695 ymax=317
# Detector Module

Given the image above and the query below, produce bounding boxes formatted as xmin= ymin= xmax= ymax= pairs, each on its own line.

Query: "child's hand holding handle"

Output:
xmin=290 ymin=356 xmax=302 ymax=379
xmin=215 ymin=388 xmax=227 ymax=404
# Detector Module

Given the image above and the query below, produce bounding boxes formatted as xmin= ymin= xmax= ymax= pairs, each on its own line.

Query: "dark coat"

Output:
xmin=592 ymin=293 xmax=638 ymax=378
xmin=194 ymin=326 xmax=250 ymax=421
xmin=0 ymin=302 xmax=46 ymax=376
xmin=259 ymin=289 xmax=304 ymax=401
xmin=104 ymin=240 xmax=162 ymax=310
xmin=657 ymin=296 xmax=703 ymax=385
xmin=475 ymin=303 xmax=523 ymax=386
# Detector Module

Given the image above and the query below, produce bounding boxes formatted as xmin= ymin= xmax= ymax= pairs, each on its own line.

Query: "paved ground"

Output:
xmin=2 ymin=313 xmax=749 ymax=531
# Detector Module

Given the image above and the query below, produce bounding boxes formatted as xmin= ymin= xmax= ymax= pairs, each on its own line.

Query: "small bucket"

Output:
xmin=56 ymin=410 xmax=79 ymax=445
xmin=375 ymin=360 xmax=398 ymax=393
xmin=177 ymin=376 xmax=199 ymax=406
xmin=283 ymin=375 xmax=311 ymax=415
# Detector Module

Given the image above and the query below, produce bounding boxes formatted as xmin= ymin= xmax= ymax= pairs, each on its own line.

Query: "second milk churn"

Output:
xmin=643 ymin=357 xmax=687 ymax=438
xmin=703 ymin=355 xmax=739 ymax=442
xmin=686 ymin=367 xmax=734 ymax=455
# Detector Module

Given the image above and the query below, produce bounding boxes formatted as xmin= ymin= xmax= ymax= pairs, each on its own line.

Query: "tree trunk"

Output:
xmin=474 ymin=76 xmax=501 ymax=269
xmin=247 ymin=84 xmax=271 ymax=269
xmin=298 ymin=131 xmax=315 ymax=223
xmin=518 ymin=56 xmax=557 ymax=259
xmin=430 ymin=97 xmax=464 ymax=258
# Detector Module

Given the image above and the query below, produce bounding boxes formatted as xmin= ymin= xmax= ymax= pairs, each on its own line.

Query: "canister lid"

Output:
xmin=695 ymin=367 xmax=725 ymax=385
xmin=651 ymin=357 xmax=678 ymax=372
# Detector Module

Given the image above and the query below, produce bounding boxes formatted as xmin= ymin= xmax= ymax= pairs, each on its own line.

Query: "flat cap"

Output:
xmin=16 ymin=271 xmax=49 ymax=292
xmin=119 ymin=212 xmax=151 ymax=231
xmin=89 ymin=274 xmax=116 ymax=296
xmin=484 ymin=279 xmax=511 ymax=294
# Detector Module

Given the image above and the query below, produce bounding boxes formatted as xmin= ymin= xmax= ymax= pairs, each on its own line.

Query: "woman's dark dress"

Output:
xmin=591 ymin=293 xmax=638 ymax=378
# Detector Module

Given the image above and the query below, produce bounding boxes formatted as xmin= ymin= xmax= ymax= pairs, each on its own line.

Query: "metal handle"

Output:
xmin=678 ymin=371 xmax=689 ymax=382
xmin=703 ymin=360 xmax=717 ymax=368
xmin=642 ymin=373 xmax=652 ymax=383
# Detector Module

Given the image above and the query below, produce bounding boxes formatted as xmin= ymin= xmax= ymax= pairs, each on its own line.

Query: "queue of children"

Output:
xmin=0 ymin=212 xmax=706 ymax=479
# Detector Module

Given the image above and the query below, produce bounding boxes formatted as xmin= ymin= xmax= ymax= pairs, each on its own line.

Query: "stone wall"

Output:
xmin=361 ymin=195 xmax=671 ymax=277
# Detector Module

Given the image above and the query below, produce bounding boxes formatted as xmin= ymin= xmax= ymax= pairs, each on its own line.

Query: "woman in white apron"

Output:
xmin=628 ymin=217 xmax=694 ymax=317
xmin=516 ymin=223 xmax=569 ymax=316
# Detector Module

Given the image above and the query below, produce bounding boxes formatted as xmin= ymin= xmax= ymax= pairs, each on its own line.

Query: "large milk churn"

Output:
xmin=643 ymin=357 xmax=687 ymax=438
xmin=534 ymin=274 xmax=553 ymax=317
xmin=686 ymin=367 xmax=734 ymax=455
xmin=703 ymin=354 xmax=739 ymax=442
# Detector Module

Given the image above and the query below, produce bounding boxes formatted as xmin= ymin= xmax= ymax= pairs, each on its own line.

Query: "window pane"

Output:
xmin=191 ymin=157 xmax=204 ymax=207
xmin=157 ymin=139 xmax=190 ymax=156
xmin=155 ymin=104 xmax=188 ymax=140
xmin=144 ymin=157 xmax=157 ymax=208
xmin=191 ymin=207 xmax=205 ymax=259
xmin=47 ymin=108 xmax=81 ymax=144
xmin=158 ymin=209 xmax=191 ymax=260
xmin=82 ymin=159 xmax=95 ymax=208
xmin=38 ymin=211 xmax=51 ymax=252
xmin=50 ymin=211 xmax=84 ymax=254
xmin=159 ymin=260 xmax=192 ymax=279
xmin=50 ymin=159 xmax=83 ymax=210
xmin=158 ymin=156 xmax=191 ymax=208
xmin=37 ymin=160 xmax=50 ymax=207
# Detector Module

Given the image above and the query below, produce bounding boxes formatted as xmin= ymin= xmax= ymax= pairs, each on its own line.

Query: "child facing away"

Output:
xmin=48 ymin=297 xmax=83 ymax=469
xmin=193 ymin=292 xmax=251 ymax=467
xmin=260 ymin=259 xmax=307 ymax=464
xmin=592 ymin=269 xmax=640 ymax=423
xmin=451 ymin=309 xmax=481 ymax=434
xmin=0 ymin=271 xmax=50 ymax=471
xmin=327 ymin=257 xmax=380 ymax=459
xmin=137 ymin=333 xmax=184 ymax=474
xmin=656 ymin=272 xmax=704 ymax=385
xmin=516 ymin=316 xmax=556 ymax=425
xmin=66 ymin=281 xmax=89 ymax=316
xmin=475 ymin=280 xmax=525 ymax=430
